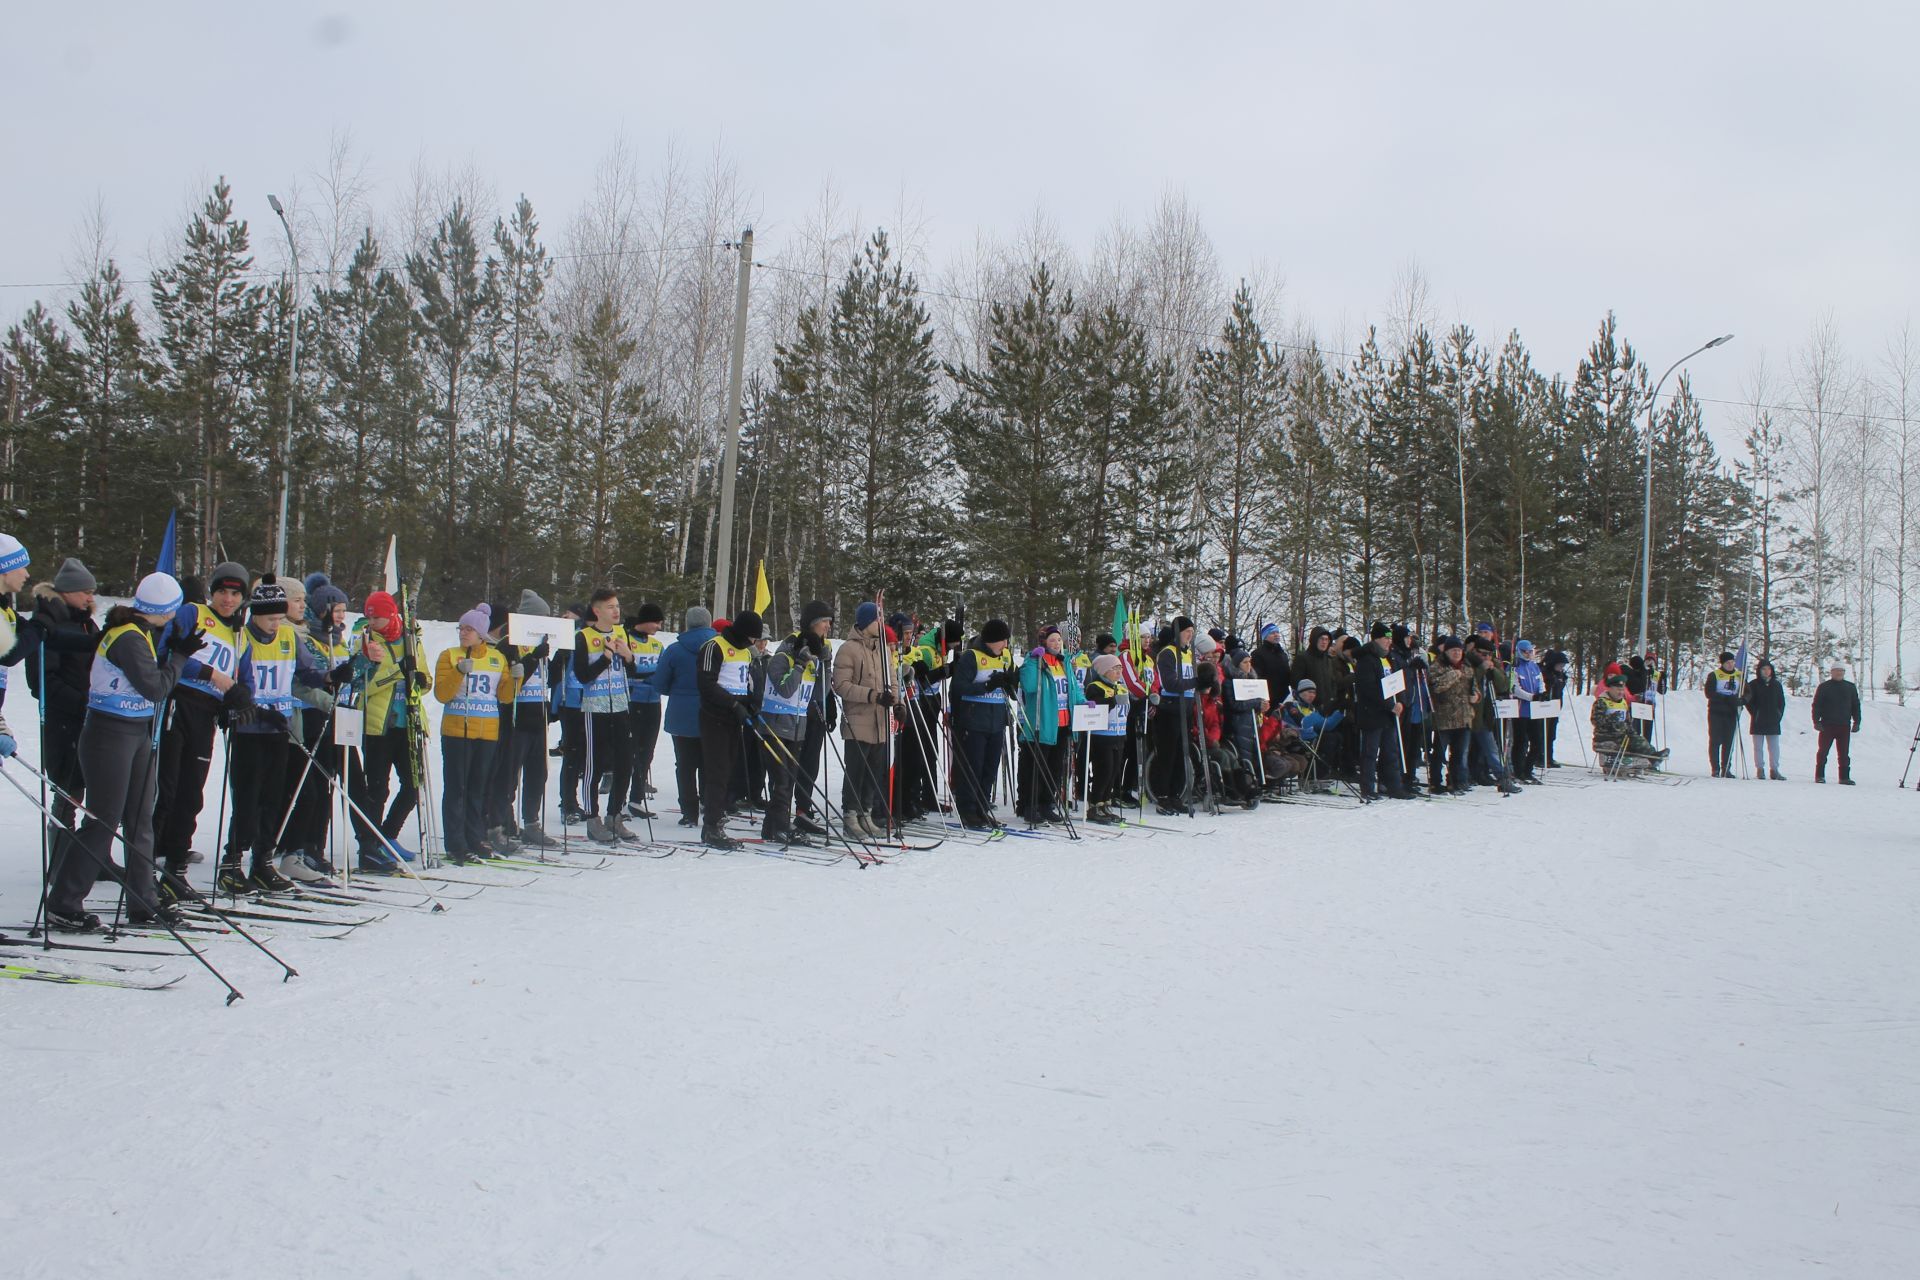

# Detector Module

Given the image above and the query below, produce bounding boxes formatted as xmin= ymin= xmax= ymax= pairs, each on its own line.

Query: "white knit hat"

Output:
xmin=0 ymin=533 xmax=28 ymax=574
xmin=133 ymin=572 xmax=184 ymax=617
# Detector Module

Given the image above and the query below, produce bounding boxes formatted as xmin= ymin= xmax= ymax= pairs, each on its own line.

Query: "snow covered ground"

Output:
xmin=4 ymin=633 xmax=1918 ymax=1279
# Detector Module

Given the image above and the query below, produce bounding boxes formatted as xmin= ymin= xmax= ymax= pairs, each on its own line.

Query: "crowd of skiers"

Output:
xmin=0 ymin=527 xmax=1875 ymax=935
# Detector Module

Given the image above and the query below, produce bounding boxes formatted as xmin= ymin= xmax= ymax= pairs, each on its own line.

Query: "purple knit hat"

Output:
xmin=458 ymin=602 xmax=492 ymax=636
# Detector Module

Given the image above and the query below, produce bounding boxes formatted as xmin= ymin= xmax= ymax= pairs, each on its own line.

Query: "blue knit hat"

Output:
xmin=854 ymin=601 xmax=880 ymax=630
xmin=134 ymin=572 xmax=184 ymax=617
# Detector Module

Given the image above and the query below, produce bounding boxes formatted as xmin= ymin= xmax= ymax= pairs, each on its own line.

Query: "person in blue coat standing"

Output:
xmin=653 ymin=605 xmax=717 ymax=828
xmin=1509 ymin=639 xmax=1547 ymax=783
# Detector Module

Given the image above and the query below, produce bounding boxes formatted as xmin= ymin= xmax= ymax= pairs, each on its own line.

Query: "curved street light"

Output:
xmin=1636 ymin=333 xmax=1735 ymax=657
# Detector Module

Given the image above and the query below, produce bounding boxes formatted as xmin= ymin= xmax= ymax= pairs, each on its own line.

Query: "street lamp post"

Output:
xmin=267 ymin=194 xmax=300 ymax=579
xmin=1636 ymin=333 xmax=1735 ymax=657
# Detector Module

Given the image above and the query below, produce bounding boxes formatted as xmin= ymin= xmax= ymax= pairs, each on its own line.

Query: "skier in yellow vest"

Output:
xmin=435 ymin=603 xmax=517 ymax=863
xmin=696 ymin=609 xmax=764 ymax=850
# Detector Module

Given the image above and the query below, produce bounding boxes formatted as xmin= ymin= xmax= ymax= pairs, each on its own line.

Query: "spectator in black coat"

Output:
xmin=1744 ymin=658 xmax=1786 ymax=780
xmin=1351 ymin=622 xmax=1411 ymax=801
xmin=1250 ymin=623 xmax=1292 ymax=706
xmin=1811 ymin=663 xmax=1862 ymax=784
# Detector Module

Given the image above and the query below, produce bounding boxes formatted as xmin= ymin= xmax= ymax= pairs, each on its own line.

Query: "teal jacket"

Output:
xmin=1017 ymin=648 xmax=1085 ymax=745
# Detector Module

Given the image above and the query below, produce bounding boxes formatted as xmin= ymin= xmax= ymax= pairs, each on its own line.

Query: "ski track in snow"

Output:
xmin=2 ymin=629 xmax=1916 ymax=1278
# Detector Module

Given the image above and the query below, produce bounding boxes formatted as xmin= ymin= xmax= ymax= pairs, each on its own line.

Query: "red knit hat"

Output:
xmin=364 ymin=590 xmax=403 ymax=641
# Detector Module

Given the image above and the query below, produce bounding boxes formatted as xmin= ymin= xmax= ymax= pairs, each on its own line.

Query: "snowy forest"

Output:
xmin=3 ymin=141 xmax=1914 ymax=694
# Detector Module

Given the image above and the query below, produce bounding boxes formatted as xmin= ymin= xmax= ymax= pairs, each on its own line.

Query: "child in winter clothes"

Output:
xmin=435 ymin=604 xmax=517 ymax=862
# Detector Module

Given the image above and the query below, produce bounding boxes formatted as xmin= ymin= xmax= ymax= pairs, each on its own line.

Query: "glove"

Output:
xmin=823 ymin=700 xmax=838 ymax=731
xmin=173 ymin=628 xmax=207 ymax=658
xmin=0 ymin=733 xmax=15 ymax=758
xmin=410 ymin=670 xmax=430 ymax=691
xmin=328 ymin=664 xmax=354 ymax=689
xmin=257 ymin=708 xmax=289 ymax=734
xmin=531 ymin=640 xmax=551 ymax=662
xmin=732 ymin=702 xmax=751 ymax=725
xmin=875 ymin=689 xmax=897 ymax=708
xmin=804 ymin=631 xmax=826 ymax=656
xmin=222 ymin=681 xmax=255 ymax=711
xmin=913 ymin=660 xmax=935 ymax=683
xmin=456 ymin=658 xmax=475 ymax=675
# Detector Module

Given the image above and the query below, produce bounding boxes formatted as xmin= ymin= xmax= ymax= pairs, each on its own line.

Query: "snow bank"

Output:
xmin=2 ymin=631 xmax=1915 ymax=1279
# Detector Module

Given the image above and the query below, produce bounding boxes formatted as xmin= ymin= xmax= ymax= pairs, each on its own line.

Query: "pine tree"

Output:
xmin=947 ymin=265 xmax=1082 ymax=635
xmin=406 ymin=199 xmax=497 ymax=607
xmin=1191 ymin=284 xmax=1285 ymax=636
xmin=150 ymin=177 xmax=271 ymax=575
xmin=485 ymin=196 xmax=556 ymax=596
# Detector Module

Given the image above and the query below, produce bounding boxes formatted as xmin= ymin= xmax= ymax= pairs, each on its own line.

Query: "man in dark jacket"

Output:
xmin=1352 ymin=622 xmax=1412 ymax=801
xmin=1811 ymin=663 xmax=1862 ymax=784
xmin=950 ymin=619 xmax=1017 ymax=829
xmin=1541 ymin=648 xmax=1571 ymax=767
xmin=788 ymin=601 xmax=836 ymax=835
xmin=696 ymin=610 xmax=763 ymax=849
xmin=25 ymin=571 xmax=102 ymax=861
xmin=1251 ymin=623 xmax=1292 ymax=705
xmin=653 ymin=606 xmax=718 ymax=827
xmin=1744 ymin=657 xmax=1786 ymax=780
xmin=1703 ymin=652 xmax=1744 ymax=777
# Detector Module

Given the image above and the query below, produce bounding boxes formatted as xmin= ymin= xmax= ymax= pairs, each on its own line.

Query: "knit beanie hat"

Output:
xmin=684 ymin=605 xmax=712 ymax=630
xmin=487 ymin=602 xmax=513 ymax=635
xmin=208 ymin=562 xmax=250 ymax=595
xmin=51 ymin=557 xmax=96 ymax=593
xmin=363 ymin=590 xmax=402 ymax=641
xmin=0 ymin=533 xmax=28 ymax=574
xmin=281 ymin=575 xmax=308 ymax=603
xmin=134 ymin=572 xmax=184 ymax=617
xmin=854 ymin=601 xmax=880 ymax=630
xmin=887 ymin=611 xmax=912 ymax=638
xmin=1295 ymin=678 xmax=1317 ymax=694
xmin=1091 ymin=653 xmax=1121 ymax=678
xmin=310 ymin=580 xmax=348 ymax=619
xmin=1260 ymin=622 xmax=1281 ymax=641
xmin=729 ymin=609 xmax=765 ymax=642
xmin=303 ymin=572 xmax=331 ymax=595
xmin=633 ymin=601 xmax=664 ymax=625
xmin=1194 ymin=632 xmax=1218 ymax=656
xmin=798 ymin=600 xmax=832 ymax=631
xmin=981 ymin=618 xmax=1011 ymax=645
xmin=458 ymin=603 xmax=492 ymax=636
xmin=1173 ymin=615 xmax=1196 ymax=635
xmin=249 ymin=574 xmax=289 ymax=617
xmin=1369 ymin=620 xmax=1392 ymax=640
xmin=518 ymin=589 xmax=552 ymax=617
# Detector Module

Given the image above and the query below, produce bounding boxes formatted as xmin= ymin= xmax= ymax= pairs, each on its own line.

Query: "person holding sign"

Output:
xmin=434 ymin=604 xmax=516 ymax=863
xmin=1080 ymin=654 xmax=1131 ymax=824
xmin=1352 ymin=622 xmax=1413 ymax=801
xmin=1508 ymin=639 xmax=1547 ymax=784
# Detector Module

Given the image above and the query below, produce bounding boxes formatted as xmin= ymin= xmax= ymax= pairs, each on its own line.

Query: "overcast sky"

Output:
xmin=6 ymin=1 xmax=1915 ymax=439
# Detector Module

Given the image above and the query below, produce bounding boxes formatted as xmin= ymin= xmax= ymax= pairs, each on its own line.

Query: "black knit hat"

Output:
xmin=729 ymin=609 xmax=765 ymax=642
xmin=1173 ymin=615 xmax=1196 ymax=635
xmin=249 ymin=574 xmax=289 ymax=617
xmin=981 ymin=618 xmax=1011 ymax=644
xmin=635 ymin=601 xmax=665 ymax=625
xmin=1369 ymin=620 xmax=1391 ymax=640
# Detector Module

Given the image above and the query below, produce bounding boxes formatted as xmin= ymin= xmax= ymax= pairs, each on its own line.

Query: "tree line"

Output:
xmin=2 ymin=145 xmax=1908 ymax=693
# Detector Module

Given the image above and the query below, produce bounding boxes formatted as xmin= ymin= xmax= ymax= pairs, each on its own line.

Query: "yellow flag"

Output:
xmin=753 ymin=560 xmax=772 ymax=615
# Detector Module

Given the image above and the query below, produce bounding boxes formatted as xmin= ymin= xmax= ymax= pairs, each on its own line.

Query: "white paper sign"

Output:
xmin=1494 ymin=698 xmax=1520 ymax=720
xmin=1380 ymin=669 xmax=1406 ymax=697
xmin=334 ymin=705 xmax=365 ymax=749
xmin=1232 ymin=678 xmax=1269 ymax=703
xmin=1071 ymin=704 xmax=1110 ymax=732
xmin=1527 ymin=700 xmax=1561 ymax=720
xmin=1630 ymin=701 xmax=1655 ymax=721
xmin=508 ymin=612 xmax=575 ymax=650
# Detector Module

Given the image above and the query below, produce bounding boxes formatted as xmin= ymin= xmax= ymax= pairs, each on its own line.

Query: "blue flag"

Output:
xmin=156 ymin=509 xmax=177 ymax=577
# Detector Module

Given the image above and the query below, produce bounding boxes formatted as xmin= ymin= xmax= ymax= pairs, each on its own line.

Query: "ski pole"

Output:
xmin=277 ymin=731 xmax=449 ymax=911
xmin=758 ymin=716 xmax=877 ymax=865
xmin=1901 ymin=720 xmax=1920 ymax=788
xmin=0 ymin=760 xmax=252 ymax=1002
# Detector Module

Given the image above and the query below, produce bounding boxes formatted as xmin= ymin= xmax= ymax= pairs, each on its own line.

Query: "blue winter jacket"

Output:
xmin=653 ymin=625 xmax=717 ymax=738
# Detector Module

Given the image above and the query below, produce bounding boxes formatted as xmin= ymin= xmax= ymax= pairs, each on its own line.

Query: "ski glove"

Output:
xmin=875 ymin=689 xmax=897 ymax=708
xmin=732 ymin=702 xmax=752 ymax=726
xmin=172 ymin=627 xmax=208 ymax=658
xmin=328 ymin=664 xmax=355 ymax=689
xmin=410 ymin=670 xmax=431 ymax=691
xmin=456 ymin=658 xmax=476 ymax=675
xmin=0 ymin=733 xmax=15 ymax=758
xmin=256 ymin=708 xmax=289 ymax=734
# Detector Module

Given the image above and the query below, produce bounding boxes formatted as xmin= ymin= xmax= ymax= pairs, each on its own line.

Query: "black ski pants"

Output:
xmin=154 ymin=690 xmax=220 ymax=871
